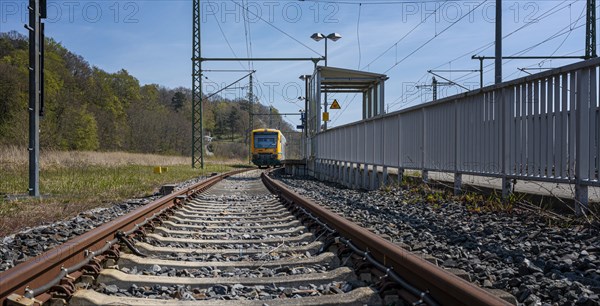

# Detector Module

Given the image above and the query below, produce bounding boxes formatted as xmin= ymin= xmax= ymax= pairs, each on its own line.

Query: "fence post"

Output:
xmin=382 ymin=166 xmax=388 ymax=187
xmin=338 ymin=161 xmax=343 ymax=184
xmin=363 ymin=164 xmax=369 ymax=189
xmin=454 ymin=99 xmax=462 ymax=195
xmin=575 ymin=68 xmax=590 ymax=215
xmin=398 ymin=168 xmax=404 ymax=186
xmin=370 ymin=165 xmax=378 ymax=190
xmin=501 ymin=87 xmax=514 ymax=199
xmin=422 ymin=108 xmax=429 ymax=183
xmin=355 ymin=163 xmax=361 ymax=188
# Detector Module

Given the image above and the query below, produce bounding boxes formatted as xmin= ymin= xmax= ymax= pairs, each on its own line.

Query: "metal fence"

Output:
xmin=312 ymin=58 xmax=600 ymax=211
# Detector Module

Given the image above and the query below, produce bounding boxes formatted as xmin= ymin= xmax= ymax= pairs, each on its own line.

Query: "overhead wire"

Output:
xmin=356 ymin=3 xmax=362 ymax=69
xmin=440 ymin=0 xmax=579 ymax=84
xmin=362 ymin=0 xmax=449 ymax=70
xmin=207 ymin=0 xmax=246 ymax=70
xmin=547 ymin=3 xmax=585 ymax=57
xmin=240 ymin=0 xmax=252 ymax=70
xmin=383 ymin=1 xmax=485 ymax=74
xmin=453 ymin=8 xmax=592 ymax=85
xmin=230 ymin=0 xmax=323 ymax=56
xmin=387 ymin=1 xmax=592 ymax=111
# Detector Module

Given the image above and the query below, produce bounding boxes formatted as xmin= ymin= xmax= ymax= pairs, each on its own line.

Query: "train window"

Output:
xmin=254 ymin=133 xmax=278 ymax=148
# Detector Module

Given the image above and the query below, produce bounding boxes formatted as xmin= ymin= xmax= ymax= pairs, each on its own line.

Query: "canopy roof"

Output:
xmin=317 ymin=66 xmax=388 ymax=93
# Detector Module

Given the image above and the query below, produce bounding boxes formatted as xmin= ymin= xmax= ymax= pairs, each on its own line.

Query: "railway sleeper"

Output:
xmin=4 ymin=170 xmax=512 ymax=305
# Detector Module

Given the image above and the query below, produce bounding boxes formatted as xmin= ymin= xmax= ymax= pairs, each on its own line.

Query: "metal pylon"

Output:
xmin=586 ymin=0 xmax=597 ymax=59
xmin=192 ymin=0 xmax=204 ymax=168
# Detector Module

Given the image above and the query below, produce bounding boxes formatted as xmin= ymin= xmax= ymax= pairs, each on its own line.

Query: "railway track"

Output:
xmin=1 ymin=170 xmax=511 ymax=306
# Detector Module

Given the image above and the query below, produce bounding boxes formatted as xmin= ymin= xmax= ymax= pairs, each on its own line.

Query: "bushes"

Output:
xmin=211 ymin=142 xmax=247 ymax=159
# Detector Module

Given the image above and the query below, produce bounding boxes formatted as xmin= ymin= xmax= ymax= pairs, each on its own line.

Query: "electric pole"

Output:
xmin=248 ymin=73 xmax=253 ymax=164
xmin=495 ymin=0 xmax=502 ymax=84
xmin=192 ymin=0 xmax=204 ymax=168
xmin=586 ymin=0 xmax=597 ymax=59
xmin=27 ymin=0 xmax=46 ymax=197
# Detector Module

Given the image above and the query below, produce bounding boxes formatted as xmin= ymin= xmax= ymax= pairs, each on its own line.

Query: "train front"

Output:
xmin=251 ymin=129 xmax=282 ymax=167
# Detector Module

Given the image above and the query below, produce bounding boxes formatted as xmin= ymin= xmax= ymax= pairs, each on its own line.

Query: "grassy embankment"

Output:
xmin=0 ymin=146 xmax=247 ymax=236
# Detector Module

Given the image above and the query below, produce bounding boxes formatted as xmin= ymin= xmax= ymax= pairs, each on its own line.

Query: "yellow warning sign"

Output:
xmin=323 ymin=112 xmax=329 ymax=121
xmin=330 ymin=99 xmax=341 ymax=109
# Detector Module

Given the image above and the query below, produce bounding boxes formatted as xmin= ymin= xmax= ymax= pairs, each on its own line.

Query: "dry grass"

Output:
xmin=0 ymin=146 xmax=247 ymax=236
xmin=0 ymin=146 xmax=191 ymax=170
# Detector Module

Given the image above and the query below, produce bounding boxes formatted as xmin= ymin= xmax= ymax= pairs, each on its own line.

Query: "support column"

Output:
xmin=398 ymin=168 xmax=404 ymax=186
xmin=576 ymin=185 xmax=589 ymax=215
xmin=354 ymin=163 xmax=362 ymax=189
xmin=454 ymin=173 xmax=462 ymax=195
xmin=343 ymin=162 xmax=349 ymax=187
xmin=362 ymin=164 xmax=369 ymax=190
xmin=370 ymin=165 xmax=378 ymax=190
xmin=382 ymin=166 xmax=388 ymax=187
xmin=318 ymin=160 xmax=324 ymax=181
xmin=350 ymin=163 xmax=360 ymax=189
xmin=575 ymin=68 xmax=591 ymax=215
xmin=502 ymin=177 xmax=513 ymax=199
xmin=330 ymin=161 xmax=334 ymax=181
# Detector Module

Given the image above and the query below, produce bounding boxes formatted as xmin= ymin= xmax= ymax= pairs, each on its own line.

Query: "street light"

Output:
xmin=311 ymin=32 xmax=341 ymax=67
xmin=311 ymin=32 xmax=341 ymax=129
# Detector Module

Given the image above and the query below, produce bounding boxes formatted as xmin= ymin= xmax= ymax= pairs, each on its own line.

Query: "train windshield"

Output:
xmin=254 ymin=132 xmax=278 ymax=149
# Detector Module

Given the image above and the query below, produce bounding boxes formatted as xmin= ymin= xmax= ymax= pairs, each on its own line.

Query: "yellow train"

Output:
xmin=251 ymin=128 xmax=286 ymax=167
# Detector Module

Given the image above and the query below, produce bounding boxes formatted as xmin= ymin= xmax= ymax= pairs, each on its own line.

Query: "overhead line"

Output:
xmin=383 ymin=1 xmax=485 ymax=74
xmin=362 ymin=0 xmax=449 ymax=70
xmin=208 ymin=0 xmax=246 ymax=70
xmin=422 ymin=0 xmax=574 ymax=86
xmin=230 ymin=0 xmax=322 ymax=56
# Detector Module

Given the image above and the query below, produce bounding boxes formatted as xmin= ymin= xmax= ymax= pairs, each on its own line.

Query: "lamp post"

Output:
xmin=311 ymin=32 xmax=341 ymax=130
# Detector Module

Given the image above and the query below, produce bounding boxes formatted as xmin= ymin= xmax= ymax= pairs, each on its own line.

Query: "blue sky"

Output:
xmin=0 ymin=0 xmax=592 ymax=128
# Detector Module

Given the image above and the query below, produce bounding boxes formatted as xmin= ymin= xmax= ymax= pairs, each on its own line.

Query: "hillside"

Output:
xmin=0 ymin=31 xmax=300 ymax=159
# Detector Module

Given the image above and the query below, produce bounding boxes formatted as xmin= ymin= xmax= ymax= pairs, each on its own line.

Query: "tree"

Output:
xmin=227 ymin=107 xmax=239 ymax=141
xmin=171 ymin=91 xmax=186 ymax=111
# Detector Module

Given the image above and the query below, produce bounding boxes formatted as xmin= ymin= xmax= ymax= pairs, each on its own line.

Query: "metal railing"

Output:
xmin=312 ymin=58 xmax=600 ymax=212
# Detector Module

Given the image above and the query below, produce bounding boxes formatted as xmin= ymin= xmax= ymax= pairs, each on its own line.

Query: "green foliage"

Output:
xmin=0 ymin=31 xmax=296 ymax=158
xmin=63 ymin=107 xmax=100 ymax=150
xmin=171 ymin=91 xmax=186 ymax=111
xmin=459 ymin=191 xmax=516 ymax=213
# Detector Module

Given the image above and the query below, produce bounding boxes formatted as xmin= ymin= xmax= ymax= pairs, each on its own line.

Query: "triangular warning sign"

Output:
xmin=330 ymin=99 xmax=341 ymax=109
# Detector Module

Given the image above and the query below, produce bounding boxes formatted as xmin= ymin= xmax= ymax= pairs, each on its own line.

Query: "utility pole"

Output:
xmin=432 ymin=77 xmax=437 ymax=101
xmin=192 ymin=0 xmax=204 ymax=168
xmin=495 ymin=0 xmax=502 ymax=84
xmin=248 ymin=73 xmax=253 ymax=164
xmin=416 ymin=76 xmax=454 ymax=101
xmin=27 ymin=0 xmax=46 ymax=197
xmin=269 ymin=106 xmax=273 ymax=127
xmin=586 ymin=0 xmax=597 ymax=59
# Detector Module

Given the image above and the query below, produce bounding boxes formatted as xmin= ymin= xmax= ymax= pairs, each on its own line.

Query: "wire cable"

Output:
xmin=356 ymin=3 xmax=362 ymax=69
xmin=230 ymin=0 xmax=322 ymax=56
xmin=383 ymin=1 xmax=485 ymax=74
xmin=362 ymin=0 xmax=449 ymax=70
xmin=208 ymin=0 xmax=246 ymax=70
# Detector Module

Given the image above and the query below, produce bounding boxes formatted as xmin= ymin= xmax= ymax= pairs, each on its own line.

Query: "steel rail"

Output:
xmin=261 ymin=172 xmax=512 ymax=306
xmin=0 ymin=169 xmax=248 ymax=305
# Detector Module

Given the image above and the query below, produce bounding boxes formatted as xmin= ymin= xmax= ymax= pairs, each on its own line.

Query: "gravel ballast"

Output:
xmin=0 ymin=176 xmax=209 ymax=272
xmin=272 ymin=172 xmax=600 ymax=306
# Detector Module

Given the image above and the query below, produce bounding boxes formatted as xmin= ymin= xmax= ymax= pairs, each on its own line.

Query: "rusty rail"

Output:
xmin=261 ymin=172 xmax=512 ymax=306
xmin=0 ymin=169 xmax=248 ymax=305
